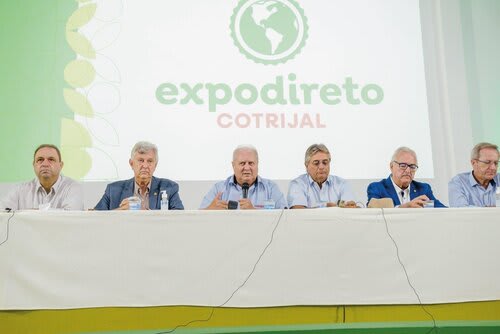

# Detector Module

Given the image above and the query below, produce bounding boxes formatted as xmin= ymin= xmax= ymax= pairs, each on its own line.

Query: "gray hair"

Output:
xmin=471 ymin=142 xmax=499 ymax=160
xmin=131 ymin=141 xmax=158 ymax=161
xmin=233 ymin=144 xmax=259 ymax=162
xmin=304 ymin=144 xmax=330 ymax=165
xmin=391 ymin=146 xmax=418 ymax=164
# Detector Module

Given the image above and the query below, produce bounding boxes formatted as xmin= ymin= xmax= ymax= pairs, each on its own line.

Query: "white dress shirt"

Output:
xmin=0 ymin=175 xmax=84 ymax=210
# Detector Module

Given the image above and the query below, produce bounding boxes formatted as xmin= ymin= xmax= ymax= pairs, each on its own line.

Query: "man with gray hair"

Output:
xmin=448 ymin=142 xmax=499 ymax=207
xmin=367 ymin=146 xmax=445 ymax=208
xmin=95 ymin=141 xmax=184 ymax=210
xmin=287 ymin=143 xmax=357 ymax=208
xmin=200 ymin=145 xmax=286 ymax=209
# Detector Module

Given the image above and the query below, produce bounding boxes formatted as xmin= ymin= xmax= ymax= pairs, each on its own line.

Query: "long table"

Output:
xmin=0 ymin=208 xmax=499 ymax=333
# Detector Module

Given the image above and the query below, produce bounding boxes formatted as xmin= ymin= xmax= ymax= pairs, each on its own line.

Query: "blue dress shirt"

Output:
xmin=287 ymin=174 xmax=355 ymax=208
xmin=199 ymin=176 xmax=287 ymax=209
xmin=448 ymin=171 xmax=499 ymax=207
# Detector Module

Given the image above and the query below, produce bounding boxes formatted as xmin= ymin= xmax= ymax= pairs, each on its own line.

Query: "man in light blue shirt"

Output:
xmin=200 ymin=145 xmax=286 ymax=209
xmin=449 ymin=142 xmax=499 ymax=207
xmin=287 ymin=144 xmax=357 ymax=209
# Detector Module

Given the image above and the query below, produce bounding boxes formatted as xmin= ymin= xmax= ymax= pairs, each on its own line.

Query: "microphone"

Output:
xmin=242 ymin=183 xmax=249 ymax=199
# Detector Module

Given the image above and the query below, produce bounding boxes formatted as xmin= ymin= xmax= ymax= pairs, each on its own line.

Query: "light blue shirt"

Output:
xmin=287 ymin=174 xmax=356 ymax=208
xmin=199 ymin=176 xmax=287 ymax=209
xmin=448 ymin=171 xmax=499 ymax=207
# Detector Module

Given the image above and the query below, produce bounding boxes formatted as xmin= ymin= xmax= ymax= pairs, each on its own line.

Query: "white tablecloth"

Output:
xmin=0 ymin=208 xmax=499 ymax=310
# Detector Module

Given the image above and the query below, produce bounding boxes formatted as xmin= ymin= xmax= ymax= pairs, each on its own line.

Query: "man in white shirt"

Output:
xmin=0 ymin=144 xmax=84 ymax=210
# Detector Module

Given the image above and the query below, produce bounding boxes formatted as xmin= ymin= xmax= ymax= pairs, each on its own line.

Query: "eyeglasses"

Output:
xmin=476 ymin=159 xmax=499 ymax=168
xmin=392 ymin=161 xmax=418 ymax=171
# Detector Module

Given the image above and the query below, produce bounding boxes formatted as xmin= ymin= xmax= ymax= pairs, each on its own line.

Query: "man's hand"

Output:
xmin=205 ymin=192 xmax=228 ymax=210
xmin=341 ymin=200 xmax=358 ymax=208
xmin=400 ymin=195 xmax=429 ymax=208
xmin=326 ymin=201 xmax=358 ymax=208
xmin=116 ymin=198 xmax=130 ymax=210
xmin=239 ymin=198 xmax=255 ymax=210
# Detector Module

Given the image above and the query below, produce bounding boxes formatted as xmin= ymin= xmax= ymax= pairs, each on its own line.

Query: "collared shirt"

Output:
xmin=0 ymin=175 xmax=84 ymax=210
xmin=448 ymin=171 xmax=499 ymax=207
xmin=287 ymin=174 xmax=355 ymax=208
xmin=134 ymin=182 xmax=150 ymax=210
xmin=390 ymin=177 xmax=411 ymax=205
xmin=199 ymin=176 xmax=287 ymax=209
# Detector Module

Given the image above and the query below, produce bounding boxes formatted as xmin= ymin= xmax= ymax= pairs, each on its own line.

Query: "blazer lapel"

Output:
xmin=149 ymin=176 xmax=160 ymax=210
xmin=383 ymin=176 xmax=401 ymax=206
xmin=122 ymin=178 xmax=135 ymax=203
xmin=409 ymin=181 xmax=419 ymax=200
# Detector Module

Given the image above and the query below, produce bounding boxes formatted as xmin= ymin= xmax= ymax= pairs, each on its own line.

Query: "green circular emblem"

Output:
xmin=230 ymin=0 xmax=308 ymax=65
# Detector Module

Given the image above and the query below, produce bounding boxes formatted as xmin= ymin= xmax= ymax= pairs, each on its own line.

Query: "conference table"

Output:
xmin=0 ymin=208 xmax=499 ymax=334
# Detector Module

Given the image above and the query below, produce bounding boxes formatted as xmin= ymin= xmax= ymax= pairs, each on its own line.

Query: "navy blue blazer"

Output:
xmin=94 ymin=176 xmax=184 ymax=210
xmin=367 ymin=175 xmax=446 ymax=207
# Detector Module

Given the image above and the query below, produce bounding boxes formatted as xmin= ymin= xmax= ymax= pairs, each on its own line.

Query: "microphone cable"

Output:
xmin=0 ymin=209 xmax=15 ymax=247
xmin=380 ymin=208 xmax=437 ymax=334
xmin=153 ymin=208 xmax=286 ymax=334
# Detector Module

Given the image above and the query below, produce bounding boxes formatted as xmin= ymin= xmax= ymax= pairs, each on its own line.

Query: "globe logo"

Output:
xmin=230 ymin=0 xmax=308 ymax=65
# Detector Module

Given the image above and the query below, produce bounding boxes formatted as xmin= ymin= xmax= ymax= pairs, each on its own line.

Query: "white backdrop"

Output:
xmin=75 ymin=0 xmax=434 ymax=182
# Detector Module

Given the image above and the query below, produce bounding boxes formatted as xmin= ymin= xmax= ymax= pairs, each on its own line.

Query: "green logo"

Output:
xmin=230 ymin=0 xmax=308 ymax=65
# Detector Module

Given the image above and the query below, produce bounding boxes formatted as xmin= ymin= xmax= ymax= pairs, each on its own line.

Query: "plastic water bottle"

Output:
xmin=496 ymin=188 xmax=500 ymax=208
xmin=161 ymin=190 xmax=169 ymax=210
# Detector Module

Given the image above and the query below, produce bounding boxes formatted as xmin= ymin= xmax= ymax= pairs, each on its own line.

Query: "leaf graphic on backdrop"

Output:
xmin=64 ymin=60 xmax=96 ymax=88
xmin=66 ymin=4 xmax=97 ymax=31
xmin=66 ymin=31 xmax=96 ymax=59
xmin=85 ymin=115 xmax=119 ymax=146
xmin=92 ymin=22 xmax=121 ymax=51
xmin=61 ymin=118 xmax=92 ymax=147
xmin=63 ymin=88 xmax=94 ymax=117
xmin=87 ymin=82 xmax=120 ymax=115
xmin=81 ymin=147 xmax=119 ymax=181
xmin=92 ymin=53 xmax=121 ymax=83
xmin=60 ymin=146 xmax=92 ymax=180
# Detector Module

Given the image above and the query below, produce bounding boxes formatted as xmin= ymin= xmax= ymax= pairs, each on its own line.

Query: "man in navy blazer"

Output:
xmin=95 ymin=141 xmax=183 ymax=210
xmin=367 ymin=147 xmax=445 ymax=208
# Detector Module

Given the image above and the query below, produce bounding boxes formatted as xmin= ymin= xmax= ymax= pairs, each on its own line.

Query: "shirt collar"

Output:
xmin=307 ymin=174 xmax=330 ymax=187
xmin=469 ymin=171 xmax=497 ymax=188
xmin=36 ymin=175 xmax=62 ymax=194
xmin=134 ymin=181 xmax=150 ymax=196
xmin=231 ymin=175 xmax=259 ymax=188
xmin=390 ymin=175 xmax=410 ymax=194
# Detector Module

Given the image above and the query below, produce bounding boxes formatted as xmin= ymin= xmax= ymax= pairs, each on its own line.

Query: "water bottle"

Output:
xmin=496 ymin=188 xmax=500 ymax=208
xmin=161 ymin=190 xmax=169 ymax=210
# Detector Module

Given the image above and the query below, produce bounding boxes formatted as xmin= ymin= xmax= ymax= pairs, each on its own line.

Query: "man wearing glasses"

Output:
xmin=448 ymin=142 xmax=499 ymax=207
xmin=287 ymin=143 xmax=357 ymax=209
xmin=367 ymin=146 xmax=445 ymax=208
